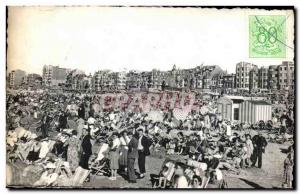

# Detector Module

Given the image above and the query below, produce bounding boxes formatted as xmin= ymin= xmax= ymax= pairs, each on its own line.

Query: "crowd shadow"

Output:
xmin=280 ymin=148 xmax=289 ymax=154
xmin=239 ymin=178 xmax=265 ymax=189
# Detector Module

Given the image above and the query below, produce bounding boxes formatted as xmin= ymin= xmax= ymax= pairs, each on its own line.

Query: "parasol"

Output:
xmin=173 ymin=108 xmax=189 ymax=121
xmin=145 ymin=110 xmax=164 ymax=122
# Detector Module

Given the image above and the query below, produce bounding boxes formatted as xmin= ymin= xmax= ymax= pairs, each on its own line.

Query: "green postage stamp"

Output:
xmin=249 ymin=15 xmax=286 ymax=58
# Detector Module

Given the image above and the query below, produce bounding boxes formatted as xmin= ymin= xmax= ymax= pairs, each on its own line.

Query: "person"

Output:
xmin=127 ymin=131 xmax=138 ymax=183
xmin=155 ymin=166 xmax=169 ymax=188
xmin=76 ymin=118 xmax=85 ymax=139
xmin=65 ymin=130 xmax=80 ymax=172
xmin=109 ymin=132 xmax=120 ymax=180
xmin=251 ymin=132 xmax=268 ymax=168
xmin=282 ymin=152 xmax=294 ymax=188
xmin=137 ymin=129 xmax=151 ymax=178
xmin=119 ymin=131 xmax=130 ymax=174
xmin=225 ymin=123 xmax=232 ymax=137
xmin=167 ymin=139 xmax=176 ymax=155
xmin=58 ymin=111 xmax=68 ymax=131
xmin=245 ymin=134 xmax=254 ymax=167
xmin=19 ymin=111 xmax=31 ymax=130
xmin=79 ymin=128 xmax=92 ymax=170
xmin=78 ymin=103 xmax=85 ymax=119
xmin=190 ymin=175 xmax=203 ymax=188
xmin=40 ymin=113 xmax=51 ymax=138
xmin=173 ymin=162 xmax=189 ymax=188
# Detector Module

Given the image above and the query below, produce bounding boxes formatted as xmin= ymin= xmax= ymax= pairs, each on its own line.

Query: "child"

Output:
xmin=240 ymin=142 xmax=248 ymax=168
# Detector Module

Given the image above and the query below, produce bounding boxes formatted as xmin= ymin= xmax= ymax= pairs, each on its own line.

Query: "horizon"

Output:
xmin=6 ymin=60 xmax=294 ymax=75
xmin=7 ymin=60 xmax=294 ymax=76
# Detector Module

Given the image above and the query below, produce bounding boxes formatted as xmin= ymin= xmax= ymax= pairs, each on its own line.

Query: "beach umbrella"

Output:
xmin=173 ymin=108 xmax=189 ymax=121
xmin=145 ymin=110 xmax=164 ymax=122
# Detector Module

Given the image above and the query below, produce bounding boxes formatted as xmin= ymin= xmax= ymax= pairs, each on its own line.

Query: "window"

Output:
xmin=284 ymin=67 xmax=287 ymax=70
xmin=234 ymin=108 xmax=239 ymax=120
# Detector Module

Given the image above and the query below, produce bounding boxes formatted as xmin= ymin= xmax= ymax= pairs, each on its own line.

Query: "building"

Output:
xmin=268 ymin=65 xmax=279 ymax=90
xmin=42 ymin=65 xmax=70 ymax=87
xmin=201 ymin=65 xmax=223 ymax=89
xmin=217 ymin=96 xmax=272 ymax=124
xmin=138 ymin=71 xmax=151 ymax=90
xmin=8 ymin=69 xmax=26 ymax=89
xmin=72 ymin=74 xmax=85 ymax=90
xmin=115 ymin=71 xmax=127 ymax=90
xmin=236 ymin=62 xmax=257 ymax=90
xmin=278 ymin=61 xmax=294 ymax=91
xmin=223 ymin=73 xmax=236 ymax=89
xmin=167 ymin=65 xmax=183 ymax=89
xmin=65 ymin=69 xmax=85 ymax=90
xmin=211 ymin=72 xmax=224 ymax=92
xmin=249 ymin=65 xmax=259 ymax=91
xmin=258 ymin=67 xmax=269 ymax=89
xmin=93 ymin=70 xmax=110 ymax=92
xmin=27 ymin=73 xmax=42 ymax=89
xmin=126 ymin=70 xmax=141 ymax=90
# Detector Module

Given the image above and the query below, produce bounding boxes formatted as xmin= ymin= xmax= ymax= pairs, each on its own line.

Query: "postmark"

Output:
xmin=249 ymin=15 xmax=286 ymax=58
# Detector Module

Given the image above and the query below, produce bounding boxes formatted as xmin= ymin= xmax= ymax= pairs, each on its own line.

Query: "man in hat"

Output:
xmin=79 ymin=128 xmax=92 ymax=170
xmin=251 ymin=131 xmax=268 ymax=168
xmin=136 ymin=128 xmax=152 ymax=179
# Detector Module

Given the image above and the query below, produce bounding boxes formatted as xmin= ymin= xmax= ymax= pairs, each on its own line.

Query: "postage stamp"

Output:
xmin=249 ymin=15 xmax=286 ymax=58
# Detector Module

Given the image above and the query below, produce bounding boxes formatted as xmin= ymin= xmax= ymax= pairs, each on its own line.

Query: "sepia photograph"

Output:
xmin=5 ymin=6 xmax=295 ymax=189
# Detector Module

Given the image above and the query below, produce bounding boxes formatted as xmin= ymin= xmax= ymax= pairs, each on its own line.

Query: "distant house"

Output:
xmin=217 ymin=96 xmax=272 ymax=124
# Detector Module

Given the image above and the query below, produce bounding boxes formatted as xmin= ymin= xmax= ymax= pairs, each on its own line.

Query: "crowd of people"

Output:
xmin=6 ymin=90 xmax=294 ymax=188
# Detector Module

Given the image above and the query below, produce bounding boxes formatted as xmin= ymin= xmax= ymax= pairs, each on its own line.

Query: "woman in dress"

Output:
xmin=65 ymin=130 xmax=80 ymax=172
xmin=245 ymin=134 xmax=254 ymax=167
xmin=119 ymin=131 xmax=130 ymax=174
xmin=109 ymin=132 xmax=120 ymax=180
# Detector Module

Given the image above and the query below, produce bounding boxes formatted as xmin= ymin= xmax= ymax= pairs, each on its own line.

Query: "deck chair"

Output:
xmin=90 ymin=158 xmax=111 ymax=177
xmin=153 ymin=158 xmax=176 ymax=188
xmin=71 ymin=166 xmax=90 ymax=186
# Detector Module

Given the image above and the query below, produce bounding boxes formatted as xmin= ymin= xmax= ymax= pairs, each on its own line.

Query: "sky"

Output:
xmin=7 ymin=7 xmax=294 ymax=75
